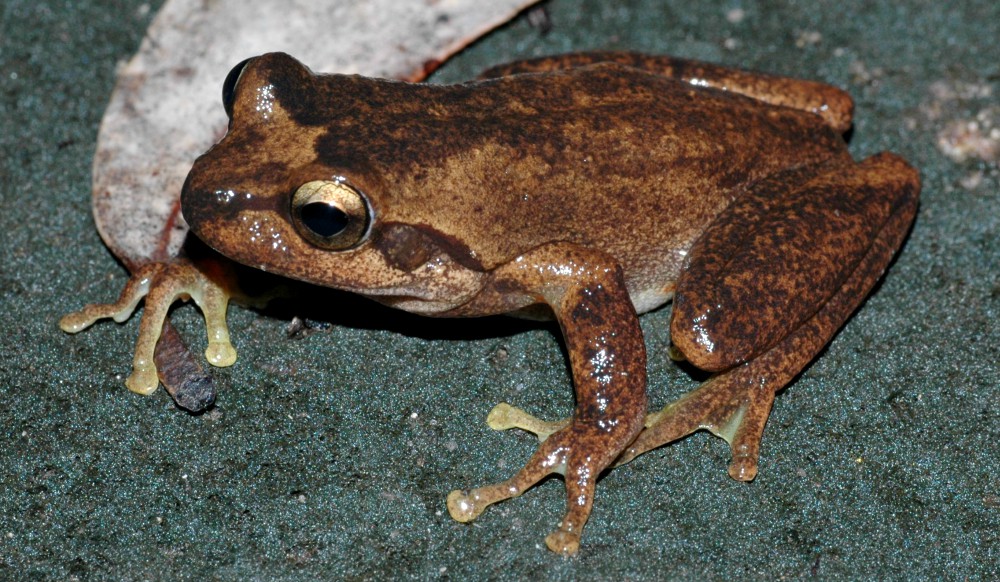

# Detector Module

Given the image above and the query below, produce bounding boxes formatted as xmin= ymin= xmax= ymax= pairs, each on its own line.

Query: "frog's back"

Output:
xmin=302 ymin=63 xmax=851 ymax=305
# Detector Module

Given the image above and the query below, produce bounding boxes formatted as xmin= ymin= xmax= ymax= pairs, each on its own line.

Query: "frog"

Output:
xmin=62 ymin=51 xmax=920 ymax=555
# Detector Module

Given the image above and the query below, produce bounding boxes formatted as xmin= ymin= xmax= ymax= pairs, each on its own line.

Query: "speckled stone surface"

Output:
xmin=1 ymin=0 xmax=997 ymax=579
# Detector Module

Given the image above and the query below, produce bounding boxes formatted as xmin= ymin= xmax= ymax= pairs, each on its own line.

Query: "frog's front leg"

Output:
xmin=447 ymin=244 xmax=647 ymax=555
xmin=60 ymin=254 xmax=239 ymax=396
xmin=618 ymin=152 xmax=920 ymax=479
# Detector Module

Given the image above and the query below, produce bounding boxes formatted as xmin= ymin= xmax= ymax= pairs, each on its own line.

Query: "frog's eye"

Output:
xmin=222 ymin=57 xmax=254 ymax=118
xmin=291 ymin=180 xmax=371 ymax=250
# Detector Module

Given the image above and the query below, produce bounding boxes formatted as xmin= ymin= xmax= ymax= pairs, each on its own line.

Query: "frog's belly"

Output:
xmin=506 ymin=284 xmax=675 ymax=321
xmin=499 ymin=247 xmax=685 ymax=320
xmin=618 ymin=244 xmax=686 ymax=315
xmin=631 ymin=286 xmax=675 ymax=315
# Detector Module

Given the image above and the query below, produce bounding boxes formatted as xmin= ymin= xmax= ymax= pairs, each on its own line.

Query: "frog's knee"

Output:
xmin=668 ymin=312 xmax=750 ymax=373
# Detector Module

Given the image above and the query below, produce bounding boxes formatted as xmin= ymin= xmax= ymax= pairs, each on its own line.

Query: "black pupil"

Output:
xmin=301 ymin=202 xmax=349 ymax=237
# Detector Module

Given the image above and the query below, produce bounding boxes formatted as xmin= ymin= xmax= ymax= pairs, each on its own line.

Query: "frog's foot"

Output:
xmin=490 ymin=388 xmax=767 ymax=481
xmin=60 ymin=258 xmax=236 ymax=395
xmin=448 ymin=414 xmax=641 ymax=555
xmin=485 ymin=402 xmax=570 ymax=442
xmin=614 ymin=372 xmax=774 ymax=481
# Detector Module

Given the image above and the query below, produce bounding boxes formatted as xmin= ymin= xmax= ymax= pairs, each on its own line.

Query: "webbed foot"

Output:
xmin=614 ymin=372 xmax=774 ymax=481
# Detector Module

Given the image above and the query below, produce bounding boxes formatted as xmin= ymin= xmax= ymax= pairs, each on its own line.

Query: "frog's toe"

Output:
xmin=447 ymin=474 xmax=578 ymax=556
xmin=59 ymin=312 xmax=97 ymax=333
xmin=125 ymin=361 xmax=159 ymax=395
xmin=206 ymin=342 xmax=237 ymax=367
xmin=59 ymin=264 xmax=156 ymax=333
xmin=545 ymin=530 xmax=581 ymax=556
xmin=447 ymin=410 xmax=559 ymax=527
xmin=446 ymin=489 xmax=490 ymax=522
xmin=190 ymin=272 xmax=238 ymax=368
xmin=728 ymin=448 xmax=759 ymax=482
xmin=486 ymin=402 xmax=569 ymax=441
xmin=449 ymin=413 xmax=641 ymax=554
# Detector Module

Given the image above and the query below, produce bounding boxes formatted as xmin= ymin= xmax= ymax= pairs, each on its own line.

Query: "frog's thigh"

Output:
xmin=447 ymin=243 xmax=648 ymax=555
xmin=478 ymin=52 xmax=853 ymax=132
xmin=672 ymin=153 xmax=919 ymax=373
xmin=618 ymin=153 xmax=919 ymax=478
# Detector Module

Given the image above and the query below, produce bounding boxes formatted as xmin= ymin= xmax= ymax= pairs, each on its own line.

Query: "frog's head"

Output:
xmin=181 ymin=53 xmax=484 ymax=314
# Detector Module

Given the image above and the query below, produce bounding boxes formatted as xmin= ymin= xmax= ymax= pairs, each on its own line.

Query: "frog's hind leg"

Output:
xmin=617 ymin=152 xmax=920 ymax=480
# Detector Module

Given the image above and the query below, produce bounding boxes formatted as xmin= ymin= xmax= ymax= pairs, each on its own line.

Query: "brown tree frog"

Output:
xmin=63 ymin=52 xmax=920 ymax=554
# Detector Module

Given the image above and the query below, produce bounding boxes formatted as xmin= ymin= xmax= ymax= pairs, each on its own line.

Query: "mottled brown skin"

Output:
xmin=180 ymin=52 xmax=920 ymax=554
xmin=479 ymin=51 xmax=855 ymax=133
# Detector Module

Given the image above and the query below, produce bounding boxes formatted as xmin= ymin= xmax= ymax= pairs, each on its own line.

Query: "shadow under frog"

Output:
xmin=63 ymin=51 xmax=920 ymax=554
